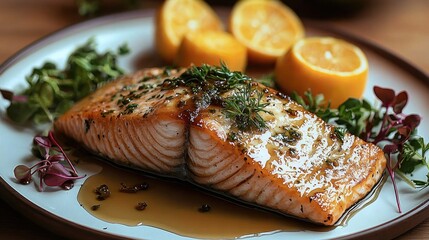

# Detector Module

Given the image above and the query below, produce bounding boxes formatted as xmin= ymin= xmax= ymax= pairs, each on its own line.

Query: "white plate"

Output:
xmin=1 ymin=9 xmax=429 ymax=240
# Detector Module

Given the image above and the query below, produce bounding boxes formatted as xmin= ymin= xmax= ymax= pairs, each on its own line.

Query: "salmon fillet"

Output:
xmin=54 ymin=66 xmax=386 ymax=225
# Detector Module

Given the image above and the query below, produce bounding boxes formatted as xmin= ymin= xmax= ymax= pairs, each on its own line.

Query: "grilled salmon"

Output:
xmin=54 ymin=65 xmax=386 ymax=225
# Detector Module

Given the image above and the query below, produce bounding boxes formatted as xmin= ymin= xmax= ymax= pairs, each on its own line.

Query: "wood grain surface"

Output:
xmin=0 ymin=0 xmax=428 ymax=239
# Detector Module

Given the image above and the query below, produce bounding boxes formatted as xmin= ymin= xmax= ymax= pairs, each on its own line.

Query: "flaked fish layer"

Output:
xmin=54 ymin=67 xmax=386 ymax=225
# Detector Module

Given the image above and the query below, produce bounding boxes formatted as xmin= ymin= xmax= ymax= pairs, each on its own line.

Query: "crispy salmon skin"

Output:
xmin=54 ymin=65 xmax=386 ymax=225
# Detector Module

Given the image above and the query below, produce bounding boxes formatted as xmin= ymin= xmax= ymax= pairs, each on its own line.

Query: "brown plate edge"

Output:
xmin=0 ymin=177 xmax=130 ymax=240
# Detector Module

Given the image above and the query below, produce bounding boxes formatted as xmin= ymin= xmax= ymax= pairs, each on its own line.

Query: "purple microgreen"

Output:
xmin=384 ymin=144 xmax=398 ymax=154
xmin=403 ymin=114 xmax=421 ymax=130
xmin=34 ymin=136 xmax=52 ymax=159
xmin=43 ymin=162 xmax=83 ymax=187
xmin=393 ymin=91 xmax=408 ymax=114
xmin=13 ymin=131 xmax=85 ymax=191
xmin=14 ymin=95 xmax=29 ymax=102
xmin=385 ymin=157 xmax=402 ymax=213
xmin=48 ymin=131 xmax=79 ymax=176
xmin=47 ymin=154 xmax=65 ymax=162
xmin=366 ymin=86 xmax=424 ymax=213
xmin=397 ymin=126 xmax=411 ymax=139
xmin=13 ymin=165 xmax=32 ymax=184
xmin=34 ymin=136 xmax=52 ymax=148
xmin=0 ymin=89 xmax=28 ymax=102
xmin=368 ymin=87 xmax=420 ymax=213
xmin=374 ymin=86 xmax=395 ymax=107
xmin=0 ymin=89 xmax=14 ymax=101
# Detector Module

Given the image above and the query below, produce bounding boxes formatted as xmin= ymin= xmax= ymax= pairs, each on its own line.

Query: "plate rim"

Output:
xmin=1 ymin=8 xmax=429 ymax=240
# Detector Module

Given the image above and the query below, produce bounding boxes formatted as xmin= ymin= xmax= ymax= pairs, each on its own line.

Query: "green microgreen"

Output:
xmin=1 ymin=39 xmax=128 ymax=125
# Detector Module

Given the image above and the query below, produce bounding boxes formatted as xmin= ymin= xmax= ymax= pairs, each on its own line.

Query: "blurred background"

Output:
xmin=0 ymin=0 xmax=428 ymax=76
xmin=0 ymin=0 xmax=428 ymax=239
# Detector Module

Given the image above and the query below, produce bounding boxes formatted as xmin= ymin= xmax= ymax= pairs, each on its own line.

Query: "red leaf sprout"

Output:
xmin=13 ymin=131 xmax=85 ymax=191
xmin=365 ymin=86 xmax=421 ymax=213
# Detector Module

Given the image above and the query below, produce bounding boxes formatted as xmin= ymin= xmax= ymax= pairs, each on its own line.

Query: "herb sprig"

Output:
xmin=163 ymin=64 xmax=271 ymax=130
xmin=165 ymin=63 xmax=250 ymax=94
xmin=1 ymin=39 xmax=129 ymax=124
xmin=291 ymin=86 xmax=428 ymax=212
xmin=224 ymin=83 xmax=272 ymax=131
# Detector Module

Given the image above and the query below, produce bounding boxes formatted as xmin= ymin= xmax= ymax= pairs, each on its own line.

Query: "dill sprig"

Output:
xmin=165 ymin=63 xmax=250 ymax=94
xmin=224 ymin=83 xmax=272 ymax=131
xmin=162 ymin=64 xmax=271 ymax=131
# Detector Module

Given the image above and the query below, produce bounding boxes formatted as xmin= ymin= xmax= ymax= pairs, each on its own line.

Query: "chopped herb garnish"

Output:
xmin=101 ymin=109 xmax=114 ymax=117
xmin=228 ymin=132 xmax=238 ymax=142
xmin=118 ymin=97 xmax=131 ymax=106
xmin=122 ymin=103 xmax=138 ymax=114
xmin=288 ymin=148 xmax=297 ymax=156
xmin=127 ymin=103 xmax=138 ymax=109
xmin=333 ymin=127 xmax=347 ymax=143
xmin=277 ymin=127 xmax=302 ymax=145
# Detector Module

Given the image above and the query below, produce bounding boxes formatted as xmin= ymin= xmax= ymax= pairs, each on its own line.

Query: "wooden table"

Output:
xmin=0 ymin=0 xmax=428 ymax=239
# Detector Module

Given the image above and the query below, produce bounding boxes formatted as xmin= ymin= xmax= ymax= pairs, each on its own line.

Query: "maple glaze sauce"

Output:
xmin=77 ymin=158 xmax=385 ymax=239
